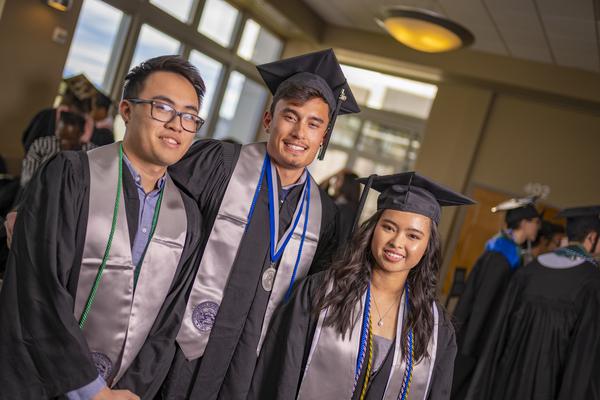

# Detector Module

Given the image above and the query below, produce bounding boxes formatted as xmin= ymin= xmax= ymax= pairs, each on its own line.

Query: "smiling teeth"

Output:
xmin=385 ymin=251 xmax=402 ymax=259
xmin=162 ymin=137 xmax=177 ymax=144
xmin=287 ymin=144 xmax=304 ymax=150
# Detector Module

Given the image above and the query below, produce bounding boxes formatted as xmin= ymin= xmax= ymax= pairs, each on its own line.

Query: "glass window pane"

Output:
xmin=151 ymin=0 xmax=194 ymax=23
xmin=130 ymin=24 xmax=181 ymax=71
xmin=352 ymin=157 xmax=395 ymax=222
xmin=341 ymin=65 xmax=437 ymax=119
xmin=237 ymin=19 xmax=282 ymax=64
xmin=63 ymin=0 xmax=125 ymax=91
xmin=357 ymin=120 xmax=414 ymax=163
xmin=307 ymin=149 xmax=349 ymax=184
xmin=198 ymin=0 xmax=239 ymax=48
xmin=213 ymin=71 xmax=267 ymax=144
xmin=188 ymin=50 xmax=223 ymax=120
xmin=330 ymin=115 xmax=361 ymax=148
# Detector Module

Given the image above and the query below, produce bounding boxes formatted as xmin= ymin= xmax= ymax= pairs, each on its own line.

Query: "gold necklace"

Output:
xmin=371 ymin=291 xmax=401 ymax=327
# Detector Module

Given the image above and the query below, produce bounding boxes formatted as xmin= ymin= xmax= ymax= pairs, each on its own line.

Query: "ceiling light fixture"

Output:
xmin=45 ymin=0 xmax=73 ymax=12
xmin=375 ymin=6 xmax=474 ymax=53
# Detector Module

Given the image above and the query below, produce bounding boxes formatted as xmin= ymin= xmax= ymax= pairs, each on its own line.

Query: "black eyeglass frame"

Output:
xmin=127 ymin=98 xmax=205 ymax=133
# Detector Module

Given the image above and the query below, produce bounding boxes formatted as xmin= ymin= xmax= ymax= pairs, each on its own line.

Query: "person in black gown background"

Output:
xmin=465 ymin=205 xmax=600 ymax=400
xmin=249 ymin=172 xmax=476 ymax=400
xmin=451 ymin=197 xmax=541 ymax=400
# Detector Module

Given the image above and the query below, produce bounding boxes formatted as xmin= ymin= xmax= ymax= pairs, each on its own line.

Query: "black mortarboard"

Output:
xmin=553 ymin=206 xmax=600 ymax=241
xmin=256 ymin=49 xmax=361 ymax=160
xmin=491 ymin=196 xmax=541 ymax=223
xmin=353 ymin=172 xmax=475 ymax=230
xmin=64 ymin=74 xmax=98 ymax=100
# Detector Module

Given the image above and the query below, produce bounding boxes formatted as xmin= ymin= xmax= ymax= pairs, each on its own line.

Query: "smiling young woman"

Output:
xmin=249 ymin=172 xmax=476 ymax=400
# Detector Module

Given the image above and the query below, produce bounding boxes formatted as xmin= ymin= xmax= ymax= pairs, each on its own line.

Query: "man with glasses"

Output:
xmin=0 ymin=56 xmax=204 ymax=400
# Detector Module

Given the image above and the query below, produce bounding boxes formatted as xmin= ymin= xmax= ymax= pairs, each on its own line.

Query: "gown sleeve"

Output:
xmin=0 ymin=151 xmax=98 ymax=398
xmin=427 ymin=305 xmax=458 ymax=400
xmin=454 ymin=251 xmax=512 ymax=357
xmin=248 ymin=273 xmax=323 ymax=400
xmin=557 ymin=275 xmax=600 ymax=400
xmin=114 ymin=191 xmax=204 ymax=400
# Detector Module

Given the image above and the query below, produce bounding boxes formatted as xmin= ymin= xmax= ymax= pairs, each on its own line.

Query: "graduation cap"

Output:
xmin=491 ymin=195 xmax=541 ymax=223
xmin=351 ymin=172 xmax=475 ymax=234
xmin=64 ymin=74 xmax=99 ymax=100
xmin=256 ymin=49 xmax=361 ymax=160
xmin=553 ymin=206 xmax=600 ymax=242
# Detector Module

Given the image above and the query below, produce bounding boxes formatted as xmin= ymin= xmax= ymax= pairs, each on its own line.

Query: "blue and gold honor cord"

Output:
xmin=399 ymin=282 xmax=414 ymax=400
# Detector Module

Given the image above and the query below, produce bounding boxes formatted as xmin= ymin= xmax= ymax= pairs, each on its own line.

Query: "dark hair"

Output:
xmin=93 ymin=92 xmax=113 ymax=110
xmin=61 ymin=88 xmax=88 ymax=113
xmin=313 ymin=209 xmax=443 ymax=362
xmin=531 ymin=221 xmax=565 ymax=247
xmin=568 ymin=218 xmax=600 ymax=243
xmin=122 ymin=55 xmax=206 ymax=109
xmin=58 ymin=111 xmax=86 ymax=133
xmin=269 ymin=82 xmax=331 ymax=120
xmin=506 ymin=218 xmax=529 ymax=230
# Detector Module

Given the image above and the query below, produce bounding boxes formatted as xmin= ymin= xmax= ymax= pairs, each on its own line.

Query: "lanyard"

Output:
xmin=246 ymin=153 xmax=310 ymax=301
xmin=79 ymin=143 xmax=163 ymax=328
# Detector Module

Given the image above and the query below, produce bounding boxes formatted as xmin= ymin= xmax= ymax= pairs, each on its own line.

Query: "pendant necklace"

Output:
xmin=372 ymin=289 xmax=401 ymax=327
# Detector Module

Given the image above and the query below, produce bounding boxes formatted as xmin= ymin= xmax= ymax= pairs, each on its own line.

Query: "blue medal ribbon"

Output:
xmin=246 ymin=153 xmax=310 ymax=301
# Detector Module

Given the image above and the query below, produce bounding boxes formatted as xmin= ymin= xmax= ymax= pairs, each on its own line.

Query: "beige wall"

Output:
xmin=413 ymin=83 xmax=494 ymax=240
xmin=469 ymin=95 xmax=600 ymax=206
xmin=0 ymin=0 xmax=82 ymax=174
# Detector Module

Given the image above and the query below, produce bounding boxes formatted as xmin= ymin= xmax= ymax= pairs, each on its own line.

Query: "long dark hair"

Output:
xmin=313 ymin=209 xmax=443 ymax=362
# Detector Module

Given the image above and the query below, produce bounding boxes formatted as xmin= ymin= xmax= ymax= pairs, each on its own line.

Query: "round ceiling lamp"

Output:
xmin=45 ymin=0 xmax=73 ymax=12
xmin=375 ymin=7 xmax=474 ymax=53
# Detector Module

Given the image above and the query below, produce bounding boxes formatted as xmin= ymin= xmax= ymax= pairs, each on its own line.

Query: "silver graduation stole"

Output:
xmin=176 ymin=142 xmax=322 ymax=361
xmin=73 ymin=142 xmax=187 ymax=385
xmin=298 ymin=289 xmax=439 ymax=400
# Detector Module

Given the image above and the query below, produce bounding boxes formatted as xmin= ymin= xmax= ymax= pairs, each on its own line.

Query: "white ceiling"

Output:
xmin=301 ymin=0 xmax=600 ymax=73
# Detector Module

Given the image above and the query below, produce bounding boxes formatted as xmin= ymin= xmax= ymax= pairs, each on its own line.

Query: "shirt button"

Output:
xmin=142 ymin=228 xmax=147 ymax=233
xmin=135 ymin=176 xmax=140 ymax=182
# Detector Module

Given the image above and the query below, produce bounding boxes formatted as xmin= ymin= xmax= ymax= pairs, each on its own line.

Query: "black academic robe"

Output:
xmin=465 ymin=258 xmax=600 ymax=400
xmin=450 ymin=250 xmax=514 ymax=400
xmin=0 ymin=150 xmax=202 ymax=400
xmin=160 ymin=139 xmax=341 ymax=400
xmin=248 ymin=272 xmax=457 ymax=400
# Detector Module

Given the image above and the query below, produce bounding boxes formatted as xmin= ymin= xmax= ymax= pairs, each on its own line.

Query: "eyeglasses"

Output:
xmin=127 ymin=99 xmax=204 ymax=133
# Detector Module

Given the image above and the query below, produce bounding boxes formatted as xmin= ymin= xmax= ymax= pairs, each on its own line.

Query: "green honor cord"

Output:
xmin=79 ymin=143 xmax=164 ymax=328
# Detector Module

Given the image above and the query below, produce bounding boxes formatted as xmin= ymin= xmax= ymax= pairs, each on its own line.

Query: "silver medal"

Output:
xmin=262 ymin=267 xmax=277 ymax=292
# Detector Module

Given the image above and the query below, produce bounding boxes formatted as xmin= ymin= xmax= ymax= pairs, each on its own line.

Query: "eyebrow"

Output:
xmin=152 ymin=95 xmax=199 ymax=113
xmin=381 ymin=218 xmax=425 ymax=236
xmin=281 ymin=106 xmax=325 ymax=124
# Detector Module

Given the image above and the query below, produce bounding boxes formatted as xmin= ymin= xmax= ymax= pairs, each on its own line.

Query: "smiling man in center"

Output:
xmin=149 ymin=49 xmax=361 ymax=400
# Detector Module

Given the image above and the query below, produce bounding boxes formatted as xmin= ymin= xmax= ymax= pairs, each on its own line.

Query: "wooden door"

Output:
xmin=442 ymin=186 xmax=564 ymax=296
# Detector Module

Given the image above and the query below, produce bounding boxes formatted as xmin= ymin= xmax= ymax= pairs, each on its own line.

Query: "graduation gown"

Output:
xmin=0 ymin=150 xmax=202 ymax=400
xmin=451 ymin=249 xmax=515 ymax=400
xmin=248 ymin=272 xmax=457 ymax=400
xmin=160 ymin=139 xmax=341 ymax=400
xmin=465 ymin=255 xmax=600 ymax=400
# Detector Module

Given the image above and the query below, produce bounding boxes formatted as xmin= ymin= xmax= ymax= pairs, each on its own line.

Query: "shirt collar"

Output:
xmin=282 ymin=169 xmax=307 ymax=191
xmin=122 ymin=152 xmax=166 ymax=194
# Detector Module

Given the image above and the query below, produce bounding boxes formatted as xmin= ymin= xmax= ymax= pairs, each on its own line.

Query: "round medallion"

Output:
xmin=91 ymin=352 xmax=113 ymax=380
xmin=192 ymin=301 xmax=219 ymax=333
xmin=262 ymin=267 xmax=277 ymax=292
xmin=378 ymin=320 xmax=384 ymax=327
